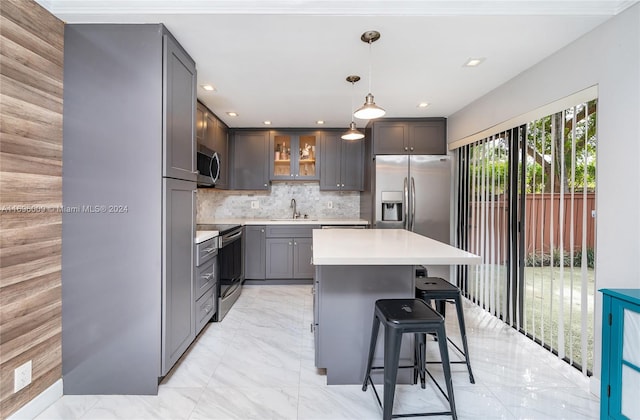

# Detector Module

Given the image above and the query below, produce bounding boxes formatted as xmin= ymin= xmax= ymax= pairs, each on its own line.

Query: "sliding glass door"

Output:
xmin=456 ymin=100 xmax=597 ymax=373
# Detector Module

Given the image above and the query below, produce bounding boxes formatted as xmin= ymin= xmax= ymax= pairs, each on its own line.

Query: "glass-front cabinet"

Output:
xmin=600 ymin=289 xmax=640 ymax=420
xmin=270 ymin=131 xmax=319 ymax=180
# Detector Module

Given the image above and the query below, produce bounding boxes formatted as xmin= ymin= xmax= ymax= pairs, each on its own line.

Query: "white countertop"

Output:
xmin=195 ymin=230 xmax=219 ymax=244
xmin=199 ymin=218 xmax=368 ymax=226
xmin=312 ymin=229 xmax=481 ymax=265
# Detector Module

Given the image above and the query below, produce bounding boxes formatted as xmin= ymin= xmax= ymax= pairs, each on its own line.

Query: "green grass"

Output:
xmin=466 ymin=265 xmax=595 ymax=372
xmin=523 ymin=266 xmax=595 ymax=372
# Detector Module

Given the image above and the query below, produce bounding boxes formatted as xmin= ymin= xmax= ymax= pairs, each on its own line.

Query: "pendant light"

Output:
xmin=354 ymin=30 xmax=385 ymax=120
xmin=341 ymin=75 xmax=365 ymax=140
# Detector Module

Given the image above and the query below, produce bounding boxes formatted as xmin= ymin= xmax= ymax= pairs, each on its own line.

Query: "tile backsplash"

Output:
xmin=197 ymin=182 xmax=361 ymax=222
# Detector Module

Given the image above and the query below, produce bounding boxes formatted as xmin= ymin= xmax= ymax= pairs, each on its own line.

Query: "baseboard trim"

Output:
xmin=590 ymin=376 xmax=601 ymax=398
xmin=244 ymin=279 xmax=313 ymax=285
xmin=8 ymin=379 xmax=63 ymax=420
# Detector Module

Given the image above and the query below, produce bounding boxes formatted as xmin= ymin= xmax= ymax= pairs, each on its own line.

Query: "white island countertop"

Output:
xmin=313 ymin=229 xmax=481 ymax=265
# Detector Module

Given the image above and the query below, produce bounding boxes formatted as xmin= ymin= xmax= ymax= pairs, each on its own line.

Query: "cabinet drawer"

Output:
xmin=265 ymin=225 xmax=320 ymax=238
xmin=196 ymin=236 xmax=218 ymax=266
xmin=196 ymin=286 xmax=216 ymax=334
xmin=196 ymin=256 xmax=217 ymax=299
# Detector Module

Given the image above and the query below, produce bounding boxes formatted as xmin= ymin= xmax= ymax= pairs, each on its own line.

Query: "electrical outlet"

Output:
xmin=14 ymin=360 xmax=31 ymax=393
xmin=251 ymin=200 xmax=259 ymax=209
xmin=327 ymin=201 xmax=333 ymax=209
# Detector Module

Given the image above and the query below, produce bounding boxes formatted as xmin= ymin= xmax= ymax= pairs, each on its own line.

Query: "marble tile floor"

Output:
xmin=35 ymin=284 xmax=599 ymax=420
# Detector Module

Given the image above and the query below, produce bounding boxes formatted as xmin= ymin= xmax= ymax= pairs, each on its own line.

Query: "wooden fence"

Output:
xmin=467 ymin=193 xmax=596 ymax=263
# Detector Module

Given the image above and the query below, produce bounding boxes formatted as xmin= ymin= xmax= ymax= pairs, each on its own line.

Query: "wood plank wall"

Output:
xmin=0 ymin=0 xmax=64 ymax=417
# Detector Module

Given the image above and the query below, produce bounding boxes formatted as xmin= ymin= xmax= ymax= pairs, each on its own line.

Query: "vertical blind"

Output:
xmin=456 ymin=100 xmax=597 ymax=373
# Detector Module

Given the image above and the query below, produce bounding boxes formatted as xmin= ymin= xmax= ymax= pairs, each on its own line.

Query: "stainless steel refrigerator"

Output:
xmin=372 ymin=155 xmax=452 ymax=277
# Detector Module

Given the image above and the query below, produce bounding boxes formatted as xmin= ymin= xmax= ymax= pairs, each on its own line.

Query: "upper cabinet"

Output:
xmin=196 ymin=103 xmax=206 ymax=144
xmin=319 ymin=131 xmax=364 ymax=191
xmin=196 ymin=102 xmax=229 ymax=189
xmin=270 ymin=131 xmax=319 ymax=181
xmin=230 ymin=130 xmax=270 ymax=190
xmin=371 ymin=118 xmax=446 ymax=155
xmin=163 ymin=34 xmax=197 ymax=181
xmin=205 ymin=111 xmax=229 ymax=189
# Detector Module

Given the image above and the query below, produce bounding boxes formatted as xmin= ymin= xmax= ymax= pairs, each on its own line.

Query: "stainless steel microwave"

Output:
xmin=197 ymin=144 xmax=220 ymax=187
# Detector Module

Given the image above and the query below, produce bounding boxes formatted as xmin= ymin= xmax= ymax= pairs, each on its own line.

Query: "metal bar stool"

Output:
xmin=415 ymin=277 xmax=475 ymax=384
xmin=362 ymin=299 xmax=457 ymax=420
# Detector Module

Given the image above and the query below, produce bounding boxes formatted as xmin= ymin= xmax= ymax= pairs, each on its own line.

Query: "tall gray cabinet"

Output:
xmin=62 ymin=24 xmax=197 ymax=395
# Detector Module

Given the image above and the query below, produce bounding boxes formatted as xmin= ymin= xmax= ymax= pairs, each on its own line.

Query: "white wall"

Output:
xmin=447 ymin=3 xmax=640 ymax=385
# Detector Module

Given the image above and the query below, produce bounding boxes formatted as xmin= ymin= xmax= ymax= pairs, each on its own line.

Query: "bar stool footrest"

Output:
xmin=363 ymin=375 xmax=454 ymax=419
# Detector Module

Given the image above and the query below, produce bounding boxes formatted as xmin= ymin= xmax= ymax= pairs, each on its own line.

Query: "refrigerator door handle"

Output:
xmin=403 ymin=177 xmax=409 ymax=230
xmin=410 ymin=177 xmax=416 ymax=231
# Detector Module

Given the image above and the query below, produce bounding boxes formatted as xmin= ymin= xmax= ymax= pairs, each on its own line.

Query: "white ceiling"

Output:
xmin=37 ymin=0 xmax=637 ymax=129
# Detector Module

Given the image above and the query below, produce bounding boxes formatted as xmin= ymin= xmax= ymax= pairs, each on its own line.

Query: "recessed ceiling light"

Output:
xmin=417 ymin=102 xmax=429 ymax=108
xmin=263 ymin=121 xmax=272 ymax=125
xmin=201 ymin=84 xmax=216 ymax=91
xmin=316 ymin=120 xmax=325 ymax=125
xmin=226 ymin=112 xmax=238 ymax=117
xmin=464 ymin=58 xmax=485 ymax=67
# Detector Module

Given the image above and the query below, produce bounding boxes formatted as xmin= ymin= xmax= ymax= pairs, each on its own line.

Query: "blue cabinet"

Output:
xmin=600 ymin=289 xmax=640 ymax=419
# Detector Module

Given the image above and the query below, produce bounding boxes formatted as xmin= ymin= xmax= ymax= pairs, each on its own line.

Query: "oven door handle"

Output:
xmin=221 ymin=280 xmax=242 ymax=299
xmin=221 ymin=230 xmax=242 ymax=247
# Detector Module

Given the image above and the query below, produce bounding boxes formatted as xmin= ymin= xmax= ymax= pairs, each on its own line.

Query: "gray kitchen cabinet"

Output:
xmin=195 ymin=286 xmax=216 ymax=335
xmin=205 ymin=111 xmax=229 ymax=189
xmin=266 ymin=238 xmax=294 ymax=278
xmin=163 ymin=35 xmax=197 ymax=181
xmin=197 ymin=102 xmax=229 ymax=189
xmin=212 ymin=115 xmax=229 ymax=189
xmin=230 ymin=130 xmax=270 ymax=190
xmin=162 ymin=178 xmax=196 ymax=373
xmin=244 ymin=225 xmax=266 ymax=279
xmin=194 ymin=236 xmax=217 ymax=334
xmin=196 ymin=102 xmax=206 ymax=144
xmin=371 ymin=118 xmax=446 ymax=155
xmin=265 ymin=225 xmax=319 ymax=279
xmin=293 ymin=237 xmax=314 ymax=278
xmin=62 ymin=24 xmax=196 ymax=395
xmin=319 ymin=131 xmax=364 ymax=191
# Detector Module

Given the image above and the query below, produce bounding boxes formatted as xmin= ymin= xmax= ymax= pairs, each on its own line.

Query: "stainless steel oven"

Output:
xmin=197 ymin=224 xmax=244 ymax=321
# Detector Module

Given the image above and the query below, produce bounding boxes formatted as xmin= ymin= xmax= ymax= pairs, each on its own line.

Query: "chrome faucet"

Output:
xmin=291 ymin=198 xmax=300 ymax=219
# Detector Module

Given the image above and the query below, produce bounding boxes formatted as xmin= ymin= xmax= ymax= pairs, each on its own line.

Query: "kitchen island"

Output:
xmin=312 ymin=228 xmax=481 ymax=385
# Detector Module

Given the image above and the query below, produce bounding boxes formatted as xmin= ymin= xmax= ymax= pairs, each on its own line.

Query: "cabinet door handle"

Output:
xmin=263 ymin=183 xmax=268 ymax=187
xmin=294 ymin=241 xmax=297 ymax=246
xmin=290 ymin=174 xmax=294 ymax=177
xmin=341 ymin=184 xmax=345 ymax=187
xmin=410 ymin=147 xmax=414 ymax=151
xmin=261 ymin=229 xmax=265 ymax=233
xmin=289 ymin=242 xmax=292 ymax=245
xmin=404 ymin=146 xmax=408 ymax=151
xmin=336 ymin=183 xmax=340 ymax=187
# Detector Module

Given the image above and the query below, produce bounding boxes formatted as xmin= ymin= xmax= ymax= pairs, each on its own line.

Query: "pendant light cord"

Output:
xmin=368 ymin=40 xmax=372 ymax=94
xmin=350 ymin=81 xmax=355 ymax=123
